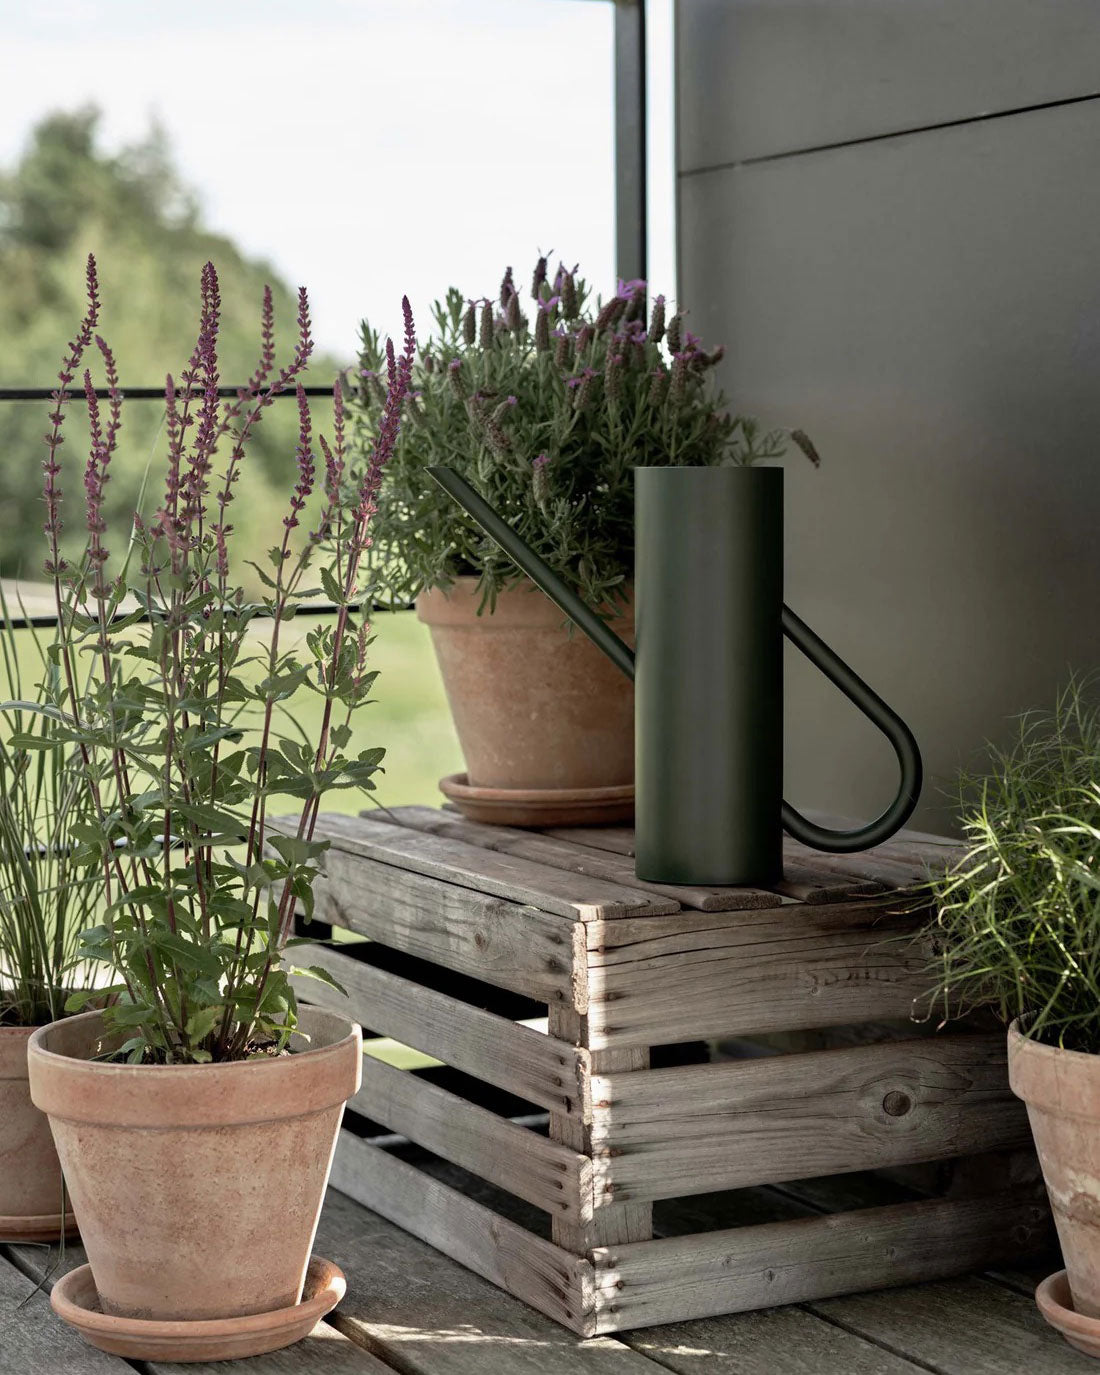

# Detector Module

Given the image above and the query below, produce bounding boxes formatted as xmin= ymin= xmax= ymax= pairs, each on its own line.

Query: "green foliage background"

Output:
xmin=0 ymin=109 xmax=461 ymax=811
xmin=0 ymin=107 xmax=346 ymax=579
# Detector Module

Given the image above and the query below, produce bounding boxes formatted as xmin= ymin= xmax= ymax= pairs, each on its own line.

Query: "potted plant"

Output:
xmin=23 ymin=256 xmax=413 ymax=1361
xmin=928 ymin=678 xmax=1100 ymax=1354
xmin=349 ymin=258 xmax=816 ymax=824
xmin=0 ymin=603 xmax=97 ymax=1242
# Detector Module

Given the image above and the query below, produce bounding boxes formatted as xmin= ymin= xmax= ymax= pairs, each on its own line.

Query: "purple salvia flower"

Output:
xmin=83 ymin=369 xmax=108 ymax=541
xmin=284 ymin=383 xmax=315 ymax=532
xmin=43 ymin=253 xmax=100 ymax=572
xmin=355 ymin=296 xmax=415 ymax=536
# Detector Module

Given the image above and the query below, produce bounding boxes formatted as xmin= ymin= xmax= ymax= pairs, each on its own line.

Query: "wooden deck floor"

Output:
xmin=1 ymin=1175 xmax=1087 ymax=1375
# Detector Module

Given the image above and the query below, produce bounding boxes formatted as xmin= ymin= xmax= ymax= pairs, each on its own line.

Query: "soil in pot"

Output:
xmin=28 ymin=1004 xmax=361 ymax=1325
xmin=417 ymin=575 xmax=635 ymax=794
xmin=1008 ymin=1022 xmax=1100 ymax=1319
xmin=0 ymin=1022 xmax=76 ymax=1241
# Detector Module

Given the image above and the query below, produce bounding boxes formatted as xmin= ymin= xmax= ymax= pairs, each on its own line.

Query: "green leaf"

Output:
xmin=184 ymin=1005 xmax=224 ymax=1042
xmin=290 ymin=965 xmax=348 ymax=997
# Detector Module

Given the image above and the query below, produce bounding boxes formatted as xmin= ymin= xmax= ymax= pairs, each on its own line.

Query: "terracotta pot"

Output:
xmin=417 ymin=576 xmax=634 ymax=791
xmin=1008 ymin=1021 xmax=1100 ymax=1317
xmin=0 ymin=1023 xmax=75 ymax=1241
xmin=28 ymin=1005 xmax=361 ymax=1323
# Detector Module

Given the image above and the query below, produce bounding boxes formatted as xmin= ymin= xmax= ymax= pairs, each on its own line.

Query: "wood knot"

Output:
xmin=882 ymin=1090 xmax=912 ymax=1117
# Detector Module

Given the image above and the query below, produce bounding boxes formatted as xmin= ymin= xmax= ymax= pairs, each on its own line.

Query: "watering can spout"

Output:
xmin=427 ymin=467 xmax=636 ymax=680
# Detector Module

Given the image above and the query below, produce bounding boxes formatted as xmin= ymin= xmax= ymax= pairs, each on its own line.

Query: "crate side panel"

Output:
xmin=590 ymin=1035 xmax=1032 ymax=1201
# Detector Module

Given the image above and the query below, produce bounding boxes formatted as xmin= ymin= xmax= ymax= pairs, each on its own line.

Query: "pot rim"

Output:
xmin=1008 ymin=1016 xmax=1100 ymax=1118
xmin=28 ymin=1005 xmax=363 ymax=1128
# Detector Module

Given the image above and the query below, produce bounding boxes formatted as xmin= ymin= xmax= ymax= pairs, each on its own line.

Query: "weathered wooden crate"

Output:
xmin=287 ymin=806 xmax=1052 ymax=1337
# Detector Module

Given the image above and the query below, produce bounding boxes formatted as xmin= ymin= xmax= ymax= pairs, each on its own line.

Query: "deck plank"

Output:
xmin=315 ymin=1186 xmax=668 ymax=1373
xmin=6 ymin=1238 xmax=391 ymax=1374
xmin=810 ymin=1277 xmax=1083 ymax=1375
xmin=0 ymin=1249 xmax=126 ymax=1373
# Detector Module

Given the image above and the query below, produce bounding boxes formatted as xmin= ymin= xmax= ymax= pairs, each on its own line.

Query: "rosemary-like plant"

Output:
xmin=25 ymin=255 xmax=413 ymax=1063
xmin=928 ymin=677 xmax=1100 ymax=1053
xmin=0 ymin=601 xmax=97 ymax=1027
xmin=350 ymin=258 xmax=818 ymax=610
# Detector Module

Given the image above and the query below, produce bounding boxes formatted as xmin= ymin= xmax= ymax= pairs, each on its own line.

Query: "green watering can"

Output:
xmin=429 ymin=464 xmax=922 ymax=886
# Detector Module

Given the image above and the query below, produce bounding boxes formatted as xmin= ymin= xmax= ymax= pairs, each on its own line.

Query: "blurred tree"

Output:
xmin=0 ymin=108 xmax=345 ymax=580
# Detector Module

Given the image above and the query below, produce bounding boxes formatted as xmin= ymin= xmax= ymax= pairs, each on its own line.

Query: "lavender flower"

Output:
xmin=479 ymin=300 xmax=494 ymax=350
xmin=553 ymin=330 xmax=572 ymax=370
xmin=447 ymin=358 xmax=468 ymax=401
xmin=666 ymin=312 xmax=683 ymax=354
xmin=531 ymin=255 xmax=548 ymax=299
xmin=648 ymin=365 xmax=668 ymax=406
xmin=504 ymin=291 xmax=523 ymax=332
xmin=532 ymin=451 xmax=551 ymax=507
xmin=560 ymin=271 xmax=578 ymax=319
xmin=595 ymin=296 xmax=626 ymax=332
xmin=499 ymin=265 xmax=515 ymax=307
xmin=648 ymin=295 xmax=666 ymax=344
xmin=605 ymin=353 xmax=625 ymax=403
xmin=534 ymin=306 xmax=550 ymax=353
xmin=463 ymin=302 xmax=477 ymax=346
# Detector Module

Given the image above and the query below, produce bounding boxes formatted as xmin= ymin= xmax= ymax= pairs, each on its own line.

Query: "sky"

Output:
xmin=0 ymin=0 xmax=674 ymax=359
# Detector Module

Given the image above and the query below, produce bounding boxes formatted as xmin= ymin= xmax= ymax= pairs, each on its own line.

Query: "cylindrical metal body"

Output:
xmin=634 ymin=466 xmax=783 ymax=884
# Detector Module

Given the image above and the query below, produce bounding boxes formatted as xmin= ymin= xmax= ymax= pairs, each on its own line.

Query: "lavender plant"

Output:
xmin=25 ymin=255 xmax=413 ymax=1063
xmin=349 ymin=259 xmax=818 ymax=609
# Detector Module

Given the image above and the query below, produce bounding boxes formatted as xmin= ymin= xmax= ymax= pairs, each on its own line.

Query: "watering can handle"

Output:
xmin=426 ymin=465 xmax=922 ymax=853
xmin=781 ymin=606 xmax=922 ymax=851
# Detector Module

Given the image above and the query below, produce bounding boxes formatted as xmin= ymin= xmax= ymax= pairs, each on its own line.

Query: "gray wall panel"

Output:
xmin=678 ymin=0 xmax=1100 ymax=169
xmin=678 ymin=102 xmax=1100 ymax=834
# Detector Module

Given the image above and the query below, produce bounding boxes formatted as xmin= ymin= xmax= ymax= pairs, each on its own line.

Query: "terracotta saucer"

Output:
xmin=439 ymin=772 xmax=635 ymax=827
xmin=0 ymin=1209 xmax=78 ymax=1243
xmin=1036 ymin=1269 xmax=1100 ymax=1358
xmin=51 ymin=1255 xmax=346 ymax=1363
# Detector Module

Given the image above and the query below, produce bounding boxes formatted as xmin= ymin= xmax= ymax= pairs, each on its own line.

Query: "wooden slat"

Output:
xmin=547 ymin=823 xmax=891 ymax=905
xmin=330 ymin=1131 xmax=598 ymax=1337
xmin=589 ymin=1035 xmax=1031 ymax=1201
xmin=383 ymin=806 xmax=779 ymax=912
xmin=355 ymin=1051 xmax=592 ymax=1224
xmin=584 ymin=900 xmax=931 ymax=1049
xmin=289 ymin=944 xmax=583 ymax=1118
xmin=309 ymin=844 xmax=585 ymax=1008
xmin=590 ymin=1193 xmax=1051 ymax=1333
xmin=294 ymin=812 xmax=678 ymax=920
